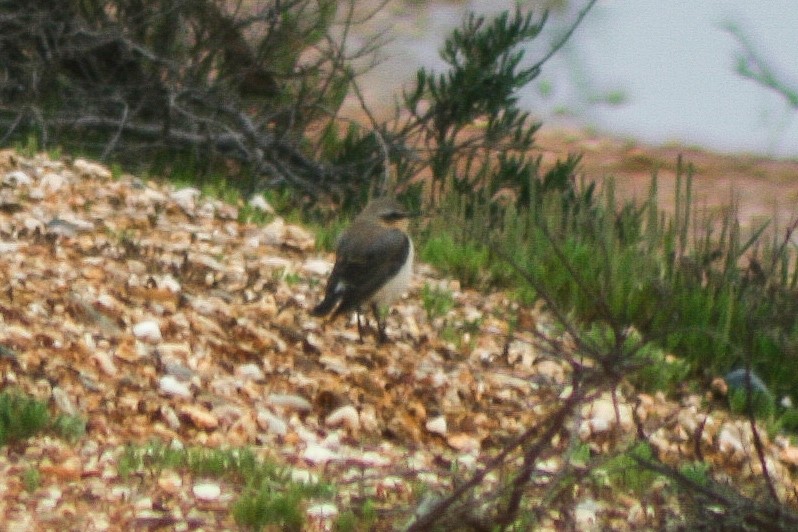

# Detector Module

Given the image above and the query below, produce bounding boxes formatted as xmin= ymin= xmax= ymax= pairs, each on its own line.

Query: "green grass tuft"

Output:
xmin=0 ymin=391 xmax=50 ymax=446
xmin=233 ymin=484 xmax=307 ymax=532
xmin=119 ymin=441 xmax=334 ymax=530
xmin=22 ymin=467 xmax=41 ymax=493
xmin=332 ymin=499 xmax=378 ymax=531
xmin=424 ymin=157 xmax=798 ymax=430
xmin=420 ymin=233 xmax=489 ymax=288
xmin=421 ymin=283 xmax=455 ymax=320
xmin=679 ymin=461 xmax=710 ymax=487
xmin=598 ymin=442 xmax=661 ymax=495
xmin=51 ymin=413 xmax=87 ymax=443
xmin=309 ymin=215 xmax=351 ymax=253
xmin=0 ymin=390 xmax=85 ymax=447
xmin=728 ymin=387 xmax=776 ymax=419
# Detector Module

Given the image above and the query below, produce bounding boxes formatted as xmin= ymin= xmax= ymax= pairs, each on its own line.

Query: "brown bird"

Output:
xmin=311 ymin=197 xmax=414 ymax=342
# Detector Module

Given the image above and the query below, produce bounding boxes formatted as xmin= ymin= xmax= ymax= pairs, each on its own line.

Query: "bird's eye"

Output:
xmin=382 ymin=211 xmax=407 ymax=222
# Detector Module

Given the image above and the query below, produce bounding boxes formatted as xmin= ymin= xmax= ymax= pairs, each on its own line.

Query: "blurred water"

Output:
xmin=367 ymin=0 xmax=798 ymax=158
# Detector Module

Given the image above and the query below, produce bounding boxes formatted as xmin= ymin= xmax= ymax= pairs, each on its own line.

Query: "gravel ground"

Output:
xmin=1 ymin=150 xmax=798 ymax=530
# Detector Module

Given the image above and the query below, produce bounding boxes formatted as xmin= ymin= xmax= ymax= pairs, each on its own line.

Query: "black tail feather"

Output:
xmin=311 ymin=294 xmax=340 ymax=317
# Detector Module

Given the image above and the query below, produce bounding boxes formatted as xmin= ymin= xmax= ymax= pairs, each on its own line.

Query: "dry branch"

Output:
xmin=0 ymin=0 xmax=380 ymax=199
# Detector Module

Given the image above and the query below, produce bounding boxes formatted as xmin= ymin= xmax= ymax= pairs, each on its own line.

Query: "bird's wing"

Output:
xmin=328 ymin=226 xmax=410 ymax=315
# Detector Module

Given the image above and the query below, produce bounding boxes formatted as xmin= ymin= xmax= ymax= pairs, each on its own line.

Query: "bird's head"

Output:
xmin=361 ymin=197 xmax=412 ymax=232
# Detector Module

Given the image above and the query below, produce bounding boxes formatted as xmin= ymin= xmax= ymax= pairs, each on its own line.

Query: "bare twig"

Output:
xmin=0 ymin=108 xmax=26 ymax=146
xmin=405 ymin=391 xmax=585 ymax=532
xmin=0 ymin=0 xmax=379 ymax=200
xmin=635 ymin=455 xmax=798 ymax=530
xmin=694 ymin=410 xmax=709 ymax=463
xmin=101 ymin=101 xmax=129 ymax=161
xmin=741 ymin=365 xmax=780 ymax=503
xmin=724 ymin=21 xmax=798 ymax=109
xmin=529 ymin=0 xmax=599 ymax=74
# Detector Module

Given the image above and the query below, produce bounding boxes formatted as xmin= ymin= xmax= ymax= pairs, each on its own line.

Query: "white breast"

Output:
xmin=371 ymin=239 xmax=414 ymax=306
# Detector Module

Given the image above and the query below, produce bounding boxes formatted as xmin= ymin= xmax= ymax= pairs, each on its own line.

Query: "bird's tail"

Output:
xmin=311 ymin=294 xmax=341 ymax=317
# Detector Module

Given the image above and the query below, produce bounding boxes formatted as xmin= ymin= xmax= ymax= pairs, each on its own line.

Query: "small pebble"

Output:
xmin=73 ymin=158 xmax=111 ymax=179
xmin=325 ymin=405 xmax=360 ymax=431
xmin=248 ymin=194 xmax=274 ymax=213
xmin=170 ymin=188 xmax=200 ymax=211
xmin=4 ymin=170 xmax=31 ymax=187
xmin=159 ymin=375 xmax=192 ymax=398
xmin=267 ymin=393 xmax=312 ymax=412
xmin=307 ymin=503 xmax=338 ymax=519
xmin=158 ymin=471 xmax=183 ymax=494
xmin=425 ymin=416 xmax=447 ymax=436
xmin=192 ymin=482 xmax=221 ymax=502
xmin=236 ymin=363 xmax=265 ymax=381
xmin=52 ymin=387 xmax=78 ymax=416
xmin=39 ymin=172 xmax=67 ymax=192
xmin=302 ymin=259 xmax=331 ymax=276
xmin=132 ymin=320 xmax=162 ymax=343
xmin=256 ymin=409 xmax=288 ymax=436
xmin=179 ymin=404 xmax=219 ymax=430
xmin=302 ymin=444 xmax=337 ymax=465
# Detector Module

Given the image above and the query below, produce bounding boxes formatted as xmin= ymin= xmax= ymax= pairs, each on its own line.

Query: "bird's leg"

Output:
xmin=372 ymin=302 xmax=388 ymax=344
xmin=356 ymin=307 xmax=365 ymax=343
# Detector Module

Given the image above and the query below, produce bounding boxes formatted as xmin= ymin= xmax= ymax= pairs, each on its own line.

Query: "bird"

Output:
xmin=311 ymin=197 xmax=414 ymax=342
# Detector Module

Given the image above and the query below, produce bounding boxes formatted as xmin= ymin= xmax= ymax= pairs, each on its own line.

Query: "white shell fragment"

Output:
xmin=39 ymin=172 xmax=67 ymax=193
xmin=267 ymin=393 xmax=312 ymax=412
xmin=4 ymin=170 xmax=31 ymax=187
xmin=73 ymin=158 xmax=112 ymax=179
xmin=170 ymin=188 xmax=201 ymax=211
xmin=132 ymin=320 xmax=162 ymax=343
xmin=256 ymin=409 xmax=288 ymax=436
xmin=302 ymin=258 xmax=332 ymax=277
xmin=307 ymin=503 xmax=338 ymax=519
xmin=52 ymin=386 xmax=78 ymax=416
xmin=248 ymin=194 xmax=274 ymax=213
xmin=261 ymin=218 xmax=286 ymax=246
xmin=301 ymin=444 xmax=337 ymax=465
xmin=192 ymin=482 xmax=221 ymax=502
xmin=425 ymin=416 xmax=447 ymax=436
xmin=92 ymin=350 xmax=118 ymax=377
xmin=325 ymin=405 xmax=360 ymax=431
xmin=236 ymin=363 xmax=265 ymax=382
xmin=158 ymin=375 xmax=192 ymax=398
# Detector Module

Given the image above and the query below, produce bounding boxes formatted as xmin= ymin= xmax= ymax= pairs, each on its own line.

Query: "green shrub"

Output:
xmin=0 ymin=0 xmax=376 ymax=202
xmin=437 ymin=157 xmax=798 ymax=425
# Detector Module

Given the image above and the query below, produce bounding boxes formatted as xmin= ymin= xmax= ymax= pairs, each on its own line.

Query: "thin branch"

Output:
xmin=101 ymin=101 xmax=129 ymax=161
xmin=742 ymin=366 xmax=780 ymax=503
xmin=724 ymin=21 xmax=798 ymax=109
xmin=0 ymin=108 xmax=26 ymax=145
xmin=529 ymin=0 xmax=599 ymax=74
xmin=405 ymin=391 xmax=585 ymax=532
xmin=635 ymin=455 xmax=798 ymax=529
xmin=349 ymin=77 xmax=392 ymax=195
xmin=493 ymin=245 xmax=608 ymax=365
